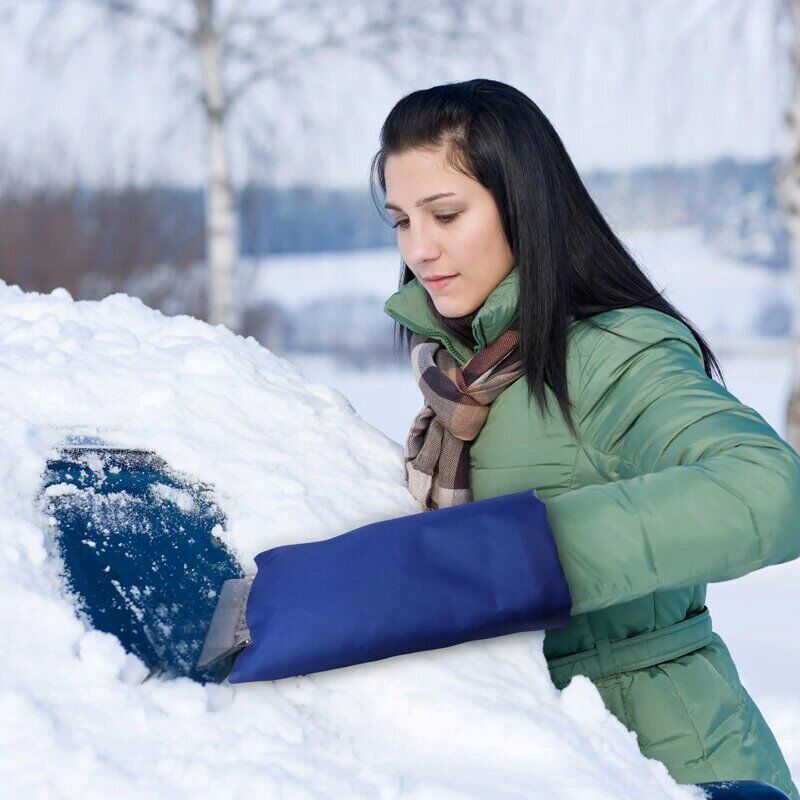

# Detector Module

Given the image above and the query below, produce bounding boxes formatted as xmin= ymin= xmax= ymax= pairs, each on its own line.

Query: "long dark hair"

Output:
xmin=369 ymin=78 xmax=724 ymax=437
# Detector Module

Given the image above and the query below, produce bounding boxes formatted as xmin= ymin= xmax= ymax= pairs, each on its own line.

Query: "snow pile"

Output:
xmin=0 ymin=280 xmax=701 ymax=799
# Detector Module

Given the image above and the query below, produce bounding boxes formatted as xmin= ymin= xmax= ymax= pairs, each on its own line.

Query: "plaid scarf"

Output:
xmin=404 ymin=326 xmax=525 ymax=511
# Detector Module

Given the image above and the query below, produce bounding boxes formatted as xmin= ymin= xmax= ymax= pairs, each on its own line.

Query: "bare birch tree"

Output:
xmin=779 ymin=0 xmax=800 ymax=448
xmin=15 ymin=0 xmax=509 ymax=332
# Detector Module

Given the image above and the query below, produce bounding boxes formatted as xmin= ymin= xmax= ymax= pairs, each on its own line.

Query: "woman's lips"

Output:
xmin=424 ymin=275 xmax=458 ymax=291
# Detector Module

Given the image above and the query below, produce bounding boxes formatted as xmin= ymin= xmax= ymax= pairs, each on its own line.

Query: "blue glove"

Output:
xmin=227 ymin=488 xmax=572 ymax=683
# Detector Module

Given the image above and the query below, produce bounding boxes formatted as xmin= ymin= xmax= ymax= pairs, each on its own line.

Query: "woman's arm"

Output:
xmin=545 ymin=309 xmax=800 ymax=617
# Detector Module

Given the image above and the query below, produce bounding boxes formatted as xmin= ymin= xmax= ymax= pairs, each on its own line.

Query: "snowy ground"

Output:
xmin=246 ymin=226 xmax=793 ymax=340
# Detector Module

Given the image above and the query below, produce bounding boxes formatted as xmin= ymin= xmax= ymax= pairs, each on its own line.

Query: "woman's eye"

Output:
xmin=391 ymin=213 xmax=459 ymax=230
xmin=436 ymin=213 xmax=459 ymax=225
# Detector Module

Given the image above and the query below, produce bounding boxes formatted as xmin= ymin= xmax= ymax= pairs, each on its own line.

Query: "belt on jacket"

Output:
xmin=546 ymin=606 xmax=713 ymax=690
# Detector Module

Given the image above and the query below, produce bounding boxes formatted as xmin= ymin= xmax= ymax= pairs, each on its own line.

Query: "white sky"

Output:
xmin=0 ymin=0 xmax=792 ymax=189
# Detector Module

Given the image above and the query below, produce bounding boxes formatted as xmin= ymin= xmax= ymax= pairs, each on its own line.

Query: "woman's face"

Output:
xmin=384 ymin=146 xmax=514 ymax=317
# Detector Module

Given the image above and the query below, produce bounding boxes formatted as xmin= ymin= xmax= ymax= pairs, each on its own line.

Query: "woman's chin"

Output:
xmin=430 ymin=296 xmax=479 ymax=318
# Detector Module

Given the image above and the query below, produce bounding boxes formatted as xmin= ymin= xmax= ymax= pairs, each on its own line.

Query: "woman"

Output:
xmin=372 ymin=78 xmax=800 ymax=797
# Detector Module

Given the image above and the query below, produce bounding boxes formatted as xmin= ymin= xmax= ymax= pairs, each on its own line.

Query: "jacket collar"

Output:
xmin=382 ymin=268 xmax=519 ymax=364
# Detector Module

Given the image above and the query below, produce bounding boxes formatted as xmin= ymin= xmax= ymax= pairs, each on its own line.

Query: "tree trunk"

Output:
xmin=196 ymin=0 xmax=240 ymax=331
xmin=780 ymin=0 xmax=800 ymax=448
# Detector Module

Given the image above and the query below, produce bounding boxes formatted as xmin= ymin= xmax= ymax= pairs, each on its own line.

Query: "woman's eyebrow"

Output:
xmin=384 ymin=192 xmax=457 ymax=211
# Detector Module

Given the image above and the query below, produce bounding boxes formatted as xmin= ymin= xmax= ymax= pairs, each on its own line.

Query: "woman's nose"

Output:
xmin=405 ymin=225 xmax=441 ymax=267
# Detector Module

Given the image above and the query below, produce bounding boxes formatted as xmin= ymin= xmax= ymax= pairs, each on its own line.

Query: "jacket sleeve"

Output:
xmin=544 ymin=310 xmax=800 ymax=617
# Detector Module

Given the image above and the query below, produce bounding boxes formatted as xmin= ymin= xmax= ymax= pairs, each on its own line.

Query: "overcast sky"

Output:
xmin=0 ymin=0 xmax=791 ymax=189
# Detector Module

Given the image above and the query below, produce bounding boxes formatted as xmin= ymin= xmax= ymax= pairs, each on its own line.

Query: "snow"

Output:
xmin=246 ymin=246 xmax=401 ymax=310
xmin=0 ymin=280 xmax=702 ymax=798
xmin=620 ymin=226 xmax=793 ymax=338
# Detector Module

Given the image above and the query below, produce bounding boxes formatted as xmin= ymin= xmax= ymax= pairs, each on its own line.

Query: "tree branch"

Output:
xmin=218 ymin=0 xmax=250 ymax=37
xmin=220 ymin=0 xmax=297 ymax=37
xmin=225 ymin=4 xmax=394 ymax=109
xmin=225 ymin=1 xmax=497 ymax=110
xmin=71 ymin=0 xmax=192 ymax=41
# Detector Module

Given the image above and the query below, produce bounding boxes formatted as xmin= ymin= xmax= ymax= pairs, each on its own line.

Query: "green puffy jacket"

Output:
xmin=384 ymin=268 xmax=800 ymax=798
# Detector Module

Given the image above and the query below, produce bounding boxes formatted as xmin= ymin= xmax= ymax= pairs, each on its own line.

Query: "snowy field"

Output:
xmin=249 ymin=226 xmax=793 ymax=340
xmin=0 ymin=225 xmax=797 ymax=797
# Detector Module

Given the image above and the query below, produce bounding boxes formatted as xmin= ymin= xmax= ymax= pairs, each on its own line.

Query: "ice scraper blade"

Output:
xmin=196 ymin=576 xmax=254 ymax=673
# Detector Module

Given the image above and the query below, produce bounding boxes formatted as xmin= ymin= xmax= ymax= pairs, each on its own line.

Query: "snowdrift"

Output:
xmin=0 ymin=281 xmax=701 ymax=799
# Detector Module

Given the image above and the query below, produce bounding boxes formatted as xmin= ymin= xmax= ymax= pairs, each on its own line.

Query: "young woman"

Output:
xmin=371 ymin=78 xmax=800 ymax=798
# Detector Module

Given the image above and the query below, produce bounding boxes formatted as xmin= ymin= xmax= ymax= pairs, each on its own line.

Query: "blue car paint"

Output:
xmin=697 ymin=781 xmax=791 ymax=799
